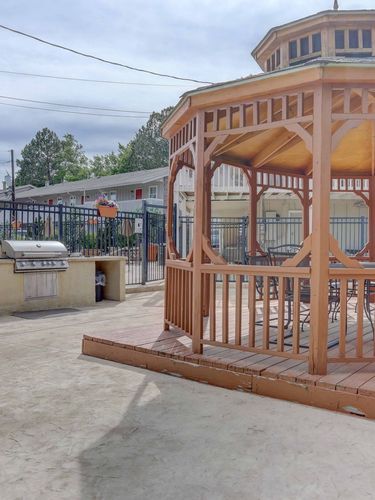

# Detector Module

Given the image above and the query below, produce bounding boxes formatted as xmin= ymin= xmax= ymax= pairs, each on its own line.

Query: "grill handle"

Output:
xmin=20 ymin=252 xmax=65 ymax=258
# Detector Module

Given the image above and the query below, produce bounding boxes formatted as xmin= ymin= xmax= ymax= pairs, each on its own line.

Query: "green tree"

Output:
xmin=16 ymin=128 xmax=62 ymax=187
xmin=117 ymin=106 xmax=173 ymax=172
xmin=16 ymin=129 xmax=90 ymax=187
xmin=57 ymin=134 xmax=90 ymax=182
xmin=90 ymin=152 xmax=119 ymax=177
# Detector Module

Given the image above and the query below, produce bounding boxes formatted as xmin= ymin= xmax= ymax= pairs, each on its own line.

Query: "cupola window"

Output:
xmin=289 ymin=40 xmax=297 ymax=59
xmin=335 ymin=30 xmax=345 ymax=49
xmin=312 ymin=33 xmax=322 ymax=53
xmin=349 ymin=30 xmax=359 ymax=49
xmin=363 ymin=29 xmax=372 ymax=48
xmin=300 ymin=37 xmax=309 ymax=56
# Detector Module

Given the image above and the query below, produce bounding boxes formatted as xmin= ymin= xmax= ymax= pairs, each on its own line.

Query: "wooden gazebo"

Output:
xmin=162 ymin=8 xmax=375 ymax=377
xmin=82 ymin=8 xmax=375 ymax=416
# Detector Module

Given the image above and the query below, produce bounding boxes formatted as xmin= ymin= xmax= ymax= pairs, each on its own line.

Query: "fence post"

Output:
xmin=360 ymin=216 xmax=366 ymax=251
xmin=241 ymin=216 xmax=247 ymax=263
xmin=141 ymin=200 xmax=148 ymax=285
xmin=58 ymin=204 xmax=63 ymax=242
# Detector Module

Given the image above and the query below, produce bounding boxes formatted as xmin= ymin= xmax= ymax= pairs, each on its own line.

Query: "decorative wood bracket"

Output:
xmin=204 ymin=135 xmax=228 ymax=165
xmin=329 ymin=235 xmax=362 ymax=268
xmin=284 ymin=123 xmax=313 ymax=153
xmin=355 ymin=243 xmax=369 ymax=259
xmin=353 ymin=190 xmax=370 ymax=206
xmin=282 ymin=235 xmax=312 ymax=267
xmin=202 ymin=235 xmax=227 ymax=265
xmin=283 ymin=234 xmax=363 ymax=269
xmin=331 ymin=120 xmax=362 ymax=152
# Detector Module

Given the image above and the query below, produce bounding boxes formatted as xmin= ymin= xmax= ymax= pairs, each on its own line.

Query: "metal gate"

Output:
xmin=142 ymin=203 xmax=166 ymax=284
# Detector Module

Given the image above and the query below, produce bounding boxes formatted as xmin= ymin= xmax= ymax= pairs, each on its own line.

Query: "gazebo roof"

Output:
xmin=163 ymin=58 xmax=375 ymax=177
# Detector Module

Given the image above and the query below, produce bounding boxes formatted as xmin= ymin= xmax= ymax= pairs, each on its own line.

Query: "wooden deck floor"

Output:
xmin=82 ymin=303 xmax=375 ymax=419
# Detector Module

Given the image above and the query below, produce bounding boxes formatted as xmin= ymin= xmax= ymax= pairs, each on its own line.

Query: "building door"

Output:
xmin=135 ymin=188 xmax=143 ymax=200
xmin=48 ymin=199 xmax=53 ymax=206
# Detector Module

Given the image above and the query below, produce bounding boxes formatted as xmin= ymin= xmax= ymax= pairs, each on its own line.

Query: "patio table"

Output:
xmin=330 ymin=261 xmax=375 ymax=334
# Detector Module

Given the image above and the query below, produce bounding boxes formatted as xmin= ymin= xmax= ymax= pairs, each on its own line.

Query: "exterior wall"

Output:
xmin=19 ymin=180 xmax=166 ymax=207
xmin=183 ymin=194 xmax=368 ymax=219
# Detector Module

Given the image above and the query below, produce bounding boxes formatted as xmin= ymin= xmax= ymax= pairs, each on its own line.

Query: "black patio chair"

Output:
xmin=267 ymin=245 xmax=303 ymax=329
xmin=244 ymin=252 xmax=270 ymax=298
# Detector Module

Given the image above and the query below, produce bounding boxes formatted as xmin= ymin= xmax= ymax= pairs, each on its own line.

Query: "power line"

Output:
xmin=0 ymin=101 xmax=148 ymax=118
xmin=0 ymin=70 xmax=196 ymax=87
xmin=0 ymin=95 xmax=151 ymax=114
xmin=0 ymin=24 xmax=213 ymax=85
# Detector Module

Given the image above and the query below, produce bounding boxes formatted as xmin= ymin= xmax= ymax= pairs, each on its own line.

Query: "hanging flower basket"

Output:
xmin=95 ymin=194 xmax=119 ymax=218
xmin=97 ymin=206 xmax=118 ymax=218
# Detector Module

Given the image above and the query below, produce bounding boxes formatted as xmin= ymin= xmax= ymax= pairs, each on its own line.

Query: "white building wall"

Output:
xmin=20 ymin=180 xmax=166 ymax=207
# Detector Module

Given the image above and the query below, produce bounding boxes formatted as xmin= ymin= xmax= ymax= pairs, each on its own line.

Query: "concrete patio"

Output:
xmin=1 ymin=292 xmax=375 ymax=499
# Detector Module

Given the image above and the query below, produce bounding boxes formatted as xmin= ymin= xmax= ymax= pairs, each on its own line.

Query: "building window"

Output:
xmin=300 ymin=37 xmax=309 ymax=57
xmin=57 ymin=197 xmax=63 ymax=205
xmin=335 ymin=30 xmax=345 ymax=49
xmin=363 ymin=29 xmax=372 ymax=48
xmin=312 ymin=33 xmax=322 ymax=53
xmin=69 ymin=195 xmax=76 ymax=206
xmin=110 ymin=191 xmax=117 ymax=201
xmin=149 ymin=186 xmax=157 ymax=199
xmin=271 ymin=53 xmax=276 ymax=70
xmin=276 ymin=49 xmax=281 ymax=67
xmin=266 ymin=58 xmax=271 ymax=72
xmin=349 ymin=30 xmax=359 ymax=49
xmin=289 ymin=40 xmax=297 ymax=59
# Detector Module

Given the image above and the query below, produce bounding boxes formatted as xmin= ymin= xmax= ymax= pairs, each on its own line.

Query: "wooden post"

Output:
xmin=202 ymin=164 xmax=212 ymax=316
xmin=192 ymin=112 xmax=205 ymax=353
xmin=248 ymin=169 xmax=258 ymax=256
xmin=369 ymin=176 xmax=375 ymax=260
xmin=309 ymin=85 xmax=332 ymax=375
xmin=302 ymin=175 xmax=310 ymax=239
xmin=369 ymin=122 xmax=375 ymax=260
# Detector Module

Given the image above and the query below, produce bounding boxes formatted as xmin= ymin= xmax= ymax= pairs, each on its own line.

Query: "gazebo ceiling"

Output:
xmin=212 ymin=120 xmax=374 ymax=176
xmin=331 ymin=120 xmax=373 ymax=174
xmin=164 ymin=62 xmax=375 ymax=178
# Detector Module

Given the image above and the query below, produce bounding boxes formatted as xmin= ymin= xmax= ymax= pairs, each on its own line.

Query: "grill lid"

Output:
xmin=1 ymin=240 xmax=68 ymax=259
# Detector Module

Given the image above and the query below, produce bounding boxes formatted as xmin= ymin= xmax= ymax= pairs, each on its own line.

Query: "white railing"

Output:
xmin=80 ymin=198 xmax=165 ymax=212
xmin=177 ymin=165 xmax=249 ymax=194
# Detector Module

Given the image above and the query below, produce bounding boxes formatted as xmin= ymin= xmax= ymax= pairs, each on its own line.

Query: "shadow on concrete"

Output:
xmin=77 ymin=355 xmax=233 ymax=500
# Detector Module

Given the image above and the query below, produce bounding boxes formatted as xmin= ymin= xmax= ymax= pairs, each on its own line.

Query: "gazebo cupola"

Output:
xmin=252 ymin=6 xmax=375 ymax=72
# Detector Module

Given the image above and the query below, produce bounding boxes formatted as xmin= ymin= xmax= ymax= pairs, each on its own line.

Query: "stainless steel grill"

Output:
xmin=1 ymin=240 xmax=69 ymax=272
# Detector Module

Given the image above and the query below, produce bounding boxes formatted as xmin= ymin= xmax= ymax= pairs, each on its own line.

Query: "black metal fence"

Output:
xmin=0 ymin=200 xmax=167 ymax=285
xmin=178 ymin=215 xmax=369 ymax=263
xmin=0 ymin=201 xmax=369 ymax=284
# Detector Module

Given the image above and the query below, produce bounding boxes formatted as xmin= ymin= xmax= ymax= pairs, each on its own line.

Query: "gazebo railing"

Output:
xmin=328 ymin=268 xmax=375 ymax=362
xmin=165 ymin=260 xmax=193 ymax=335
xmin=165 ymin=261 xmax=375 ymax=365
xmin=200 ymin=264 xmax=310 ymax=359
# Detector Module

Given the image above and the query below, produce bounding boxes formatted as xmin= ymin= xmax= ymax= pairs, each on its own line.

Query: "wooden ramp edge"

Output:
xmin=82 ymin=337 xmax=375 ymax=419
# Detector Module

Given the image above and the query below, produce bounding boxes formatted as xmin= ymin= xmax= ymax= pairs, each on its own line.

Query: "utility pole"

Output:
xmin=10 ymin=149 xmax=15 ymax=202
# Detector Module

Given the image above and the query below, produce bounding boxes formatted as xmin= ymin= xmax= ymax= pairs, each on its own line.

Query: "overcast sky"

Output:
xmin=0 ymin=0 xmax=373 ymax=178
